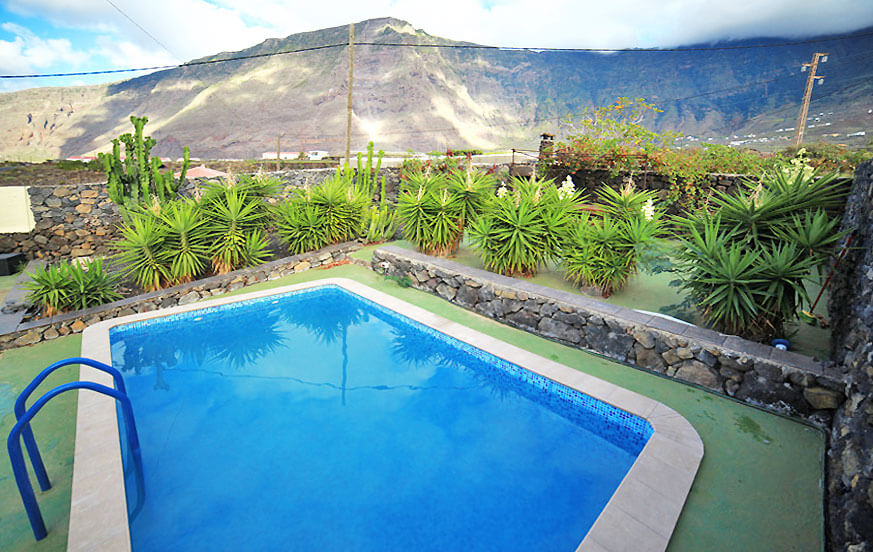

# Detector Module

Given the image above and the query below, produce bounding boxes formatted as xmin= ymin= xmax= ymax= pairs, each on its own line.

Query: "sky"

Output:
xmin=2 ymin=0 xmax=873 ymax=92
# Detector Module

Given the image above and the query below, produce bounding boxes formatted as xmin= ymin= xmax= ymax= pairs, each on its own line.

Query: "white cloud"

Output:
xmin=0 ymin=21 xmax=86 ymax=74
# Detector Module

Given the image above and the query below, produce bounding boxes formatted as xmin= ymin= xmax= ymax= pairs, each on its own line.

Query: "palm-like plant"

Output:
xmin=396 ymin=173 xmax=465 ymax=256
xmin=203 ymin=185 xmax=271 ymax=274
xmin=161 ymin=199 xmax=209 ymax=284
xmin=114 ymin=213 xmax=170 ymax=291
xmin=309 ymin=174 xmax=369 ymax=243
xmin=275 ymin=197 xmax=329 ymax=254
xmin=468 ymin=174 xmax=579 ymax=277
xmin=25 ymin=259 xmax=121 ymax=317
xmin=673 ymin=168 xmax=848 ymax=340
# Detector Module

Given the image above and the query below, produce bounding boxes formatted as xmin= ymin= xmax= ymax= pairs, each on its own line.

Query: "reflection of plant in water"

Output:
xmin=203 ymin=310 xmax=286 ymax=370
xmin=389 ymin=327 xmax=441 ymax=367
xmin=283 ymin=292 xmax=369 ymax=404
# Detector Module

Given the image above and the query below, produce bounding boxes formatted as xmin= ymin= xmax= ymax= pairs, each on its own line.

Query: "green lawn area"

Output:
xmin=1 ymin=263 xmax=825 ymax=551
xmin=353 ymin=240 xmax=832 ymax=360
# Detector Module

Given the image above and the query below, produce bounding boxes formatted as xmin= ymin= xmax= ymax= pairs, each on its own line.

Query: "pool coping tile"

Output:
xmin=73 ymin=277 xmax=703 ymax=552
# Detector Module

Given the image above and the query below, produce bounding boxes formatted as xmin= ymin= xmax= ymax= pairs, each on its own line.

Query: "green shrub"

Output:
xmin=160 ymin=199 xmax=210 ymax=284
xmin=25 ymin=258 xmax=121 ymax=317
xmin=396 ymin=172 xmax=463 ymax=256
xmin=114 ymin=212 xmax=171 ymax=291
xmin=562 ymin=184 xmax=665 ymax=296
xmin=274 ymin=171 xmax=369 ymax=254
xmin=674 ymin=169 xmax=848 ymax=341
xmin=468 ymin=174 xmax=581 ymax=277
xmin=203 ymin=185 xmax=272 ymax=274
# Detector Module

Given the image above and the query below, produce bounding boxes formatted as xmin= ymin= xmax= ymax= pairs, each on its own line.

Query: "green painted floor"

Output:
xmin=0 ymin=271 xmax=20 ymax=304
xmin=0 ymin=263 xmax=825 ymax=551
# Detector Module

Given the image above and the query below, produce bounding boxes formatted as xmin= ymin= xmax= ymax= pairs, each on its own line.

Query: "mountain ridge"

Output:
xmin=1 ymin=18 xmax=871 ymax=160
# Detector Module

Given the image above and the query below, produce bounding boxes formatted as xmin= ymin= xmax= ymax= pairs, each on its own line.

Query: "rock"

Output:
xmin=293 ymin=261 xmax=311 ymax=272
xmin=178 ymin=291 xmax=202 ymax=305
xmin=45 ymin=197 xmax=62 ymax=208
xmin=754 ymin=361 xmax=784 ymax=382
xmin=803 ymin=387 xmax=845 ymax=410
xmin=455 ymin=285 xmax=478 ymax=308
xmin=662 ymin=349 xmax=681 ymax=366
xmin=43 ymin=328 xmax=59 ymax=340
xmin=57 ymin=326 xmax=71 ymax=336
xmin=586 ymin=324 xmax=634 ymax=359
xmin=75 ymin=203 xmax=92 ymax=214
xmin=506 ymin=309 xmax=539 ymax=330
xmin=435 ymin=282 xmax=457 ymax=301
xmin=14 ymin=330 xmax=43 ymax=347
xmin=53 ymin=187 xmax=71 ymax=197
xmin=537 ymin=317 xmax=580 ymax=343
xmin=71 ymin=320 xmax=87 ymax=332
xmin=632 ymin=329 xmax=656 ymax=349
xmin=674 ymin=360 xmax=721 ymax=389
xmin=676 ymin=347 xmax=694 ymax=360
xmin=80 ymin=189 xmax=99 ymax=198
xmin=634 ymin=343 xmax=666 ymax=372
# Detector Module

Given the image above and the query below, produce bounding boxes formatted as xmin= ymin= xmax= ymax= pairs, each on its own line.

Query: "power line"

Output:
xmin=4 ymin=29 xmax=873 ymax=79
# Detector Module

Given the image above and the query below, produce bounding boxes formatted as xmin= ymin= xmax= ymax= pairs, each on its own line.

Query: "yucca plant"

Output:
xmin=468 ymin=174 xmax=580 ymax=277
xmin=161 ymin=199 xmax=209 ymax=284
xmin=203 ymin=185 xmax=271 ymax=274
xmin=309 ymin=173 xmax=369 ymax=243
xmin=396 ymin=174 xmax=465 ymax=256
xmin=446 ymin=164 xmax=496 ymax=233
xmin=275 ymin=197 xmax=330 ymax=254
xmin=673 ymin=169 xmax=848 ymax=340
xmin=25 ymin=259 xmax=121 ymax=317
xmin=114 ymin=213 xmax=171 ymax=291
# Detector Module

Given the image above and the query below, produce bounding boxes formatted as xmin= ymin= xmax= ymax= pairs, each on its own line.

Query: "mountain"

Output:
xmin=1 ymin=17 xmax=871 ymax=160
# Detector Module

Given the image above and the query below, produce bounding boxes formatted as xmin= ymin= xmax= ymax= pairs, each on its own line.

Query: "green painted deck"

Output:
xmin=0 ymin=263 xmax=824 ymax=551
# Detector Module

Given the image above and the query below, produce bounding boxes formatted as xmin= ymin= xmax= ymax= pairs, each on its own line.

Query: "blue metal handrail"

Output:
xmin=14 ymin=357 xmax=129 ymax=492
xmin=7 ymin=362 xmax=143 ymax=541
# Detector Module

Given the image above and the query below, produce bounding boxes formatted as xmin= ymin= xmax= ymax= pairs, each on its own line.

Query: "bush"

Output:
xmin=274 ymin=171 xmax=369 ymax=254
xmin=202 ymin=184 xmax=272 ymax=274
xmin=468 ymin=174 xmax=581 ymax=277
xmin=674 ymin=169 xmax=848 ymax=341
xmin=25 ymin=258 xmax=121 ymax=317
xmin=562 ymin=184 xmax=665 ymax=296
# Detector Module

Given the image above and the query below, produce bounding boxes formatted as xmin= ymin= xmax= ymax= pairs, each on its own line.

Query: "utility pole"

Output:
xmin=794 ymin=52 xmax=828 ymax=147
xmin=345 ymin=23 xmax=354 ymax=169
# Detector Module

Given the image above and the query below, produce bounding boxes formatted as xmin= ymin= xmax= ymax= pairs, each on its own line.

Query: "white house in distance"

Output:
xmin=260 ymin=151 xmax=330 ymax=161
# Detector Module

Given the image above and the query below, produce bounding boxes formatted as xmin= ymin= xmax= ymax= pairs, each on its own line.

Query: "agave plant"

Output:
xmin=446 ymin=164 xmax=496 ymax=230
xmin=672 ymin=168 xmax=848 ymax=340
xmin=309 ymin=173 xmax=369 ymax=243
xmin=396 ymin=172 xmax=466 ymax=256
xmin=275 ymin=196 xmax=329 ymax=255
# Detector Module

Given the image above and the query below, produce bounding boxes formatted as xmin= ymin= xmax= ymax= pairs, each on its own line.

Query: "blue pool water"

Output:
xmin=109 ymin=285 xmax=652 ymax=551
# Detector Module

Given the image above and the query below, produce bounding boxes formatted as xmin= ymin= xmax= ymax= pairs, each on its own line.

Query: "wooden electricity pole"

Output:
xmin=345 ymin=23 xmax=354 ymax=168
xmin=794 ymin=52 xmax=828 ymax=147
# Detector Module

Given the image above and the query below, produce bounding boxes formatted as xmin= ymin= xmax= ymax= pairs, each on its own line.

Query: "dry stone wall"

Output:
xmin=0 ymin=242 xmax=358 ymax=353
xmin=373 ymin=245 xmax=846 ymax=423
xmin=0 ymin=183 xmax=121 ymax=260
xmin=826 ymin=159 xmax=873 ymax=551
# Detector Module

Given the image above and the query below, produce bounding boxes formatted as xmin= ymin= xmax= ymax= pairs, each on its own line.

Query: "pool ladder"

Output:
xmin=5 ymin=357 xmax=143 ymax=541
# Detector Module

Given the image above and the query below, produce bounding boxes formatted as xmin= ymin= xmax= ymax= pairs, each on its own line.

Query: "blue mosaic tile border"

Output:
xmin=109 ymin=284 xmax=653 ymax=454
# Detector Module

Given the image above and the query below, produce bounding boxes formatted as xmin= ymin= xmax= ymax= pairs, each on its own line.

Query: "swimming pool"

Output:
xmin=73 ymin=278 xmax=703 ymax=552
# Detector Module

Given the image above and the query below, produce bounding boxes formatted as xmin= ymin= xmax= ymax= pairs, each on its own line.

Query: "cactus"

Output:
xmin=354 ymin=141 xmax=385 ymax=198
xmin=99 ymin=115 xmax=190 ymax=207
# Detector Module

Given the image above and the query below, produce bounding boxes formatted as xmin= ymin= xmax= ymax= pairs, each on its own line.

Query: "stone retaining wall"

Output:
xmin=0 ymin=241 xmax=359 ymax=353
xmin=826 ymin=159 xmax=873 ymax=550
xmin=0 ymin=183 xmax=121 ymax=260
xmin=373 ymin=245 xmax=846 ymax=423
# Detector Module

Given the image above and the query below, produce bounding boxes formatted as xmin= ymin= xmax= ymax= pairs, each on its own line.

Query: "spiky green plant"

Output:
xmin=25 ymin=259 xmax=121 ymax=317
xmin=396 ymin=173 xmax=465 ymax=256
xmin=309 ymin=173 xmax=369 ymax=243
xmin=100 ymin=115 xmax=189 ymax=207
xmin=468 ymin=174 xmax=580 ymax=277
xmin=161 ymin=199 xmax=209 ymax=283
xmin=203 ymin=185 xmax=271 ymax=274
xmin=114 ymin=213 xmax=170 ymax=291
xmin=275 ymin=197 xmax=330 ymax=254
